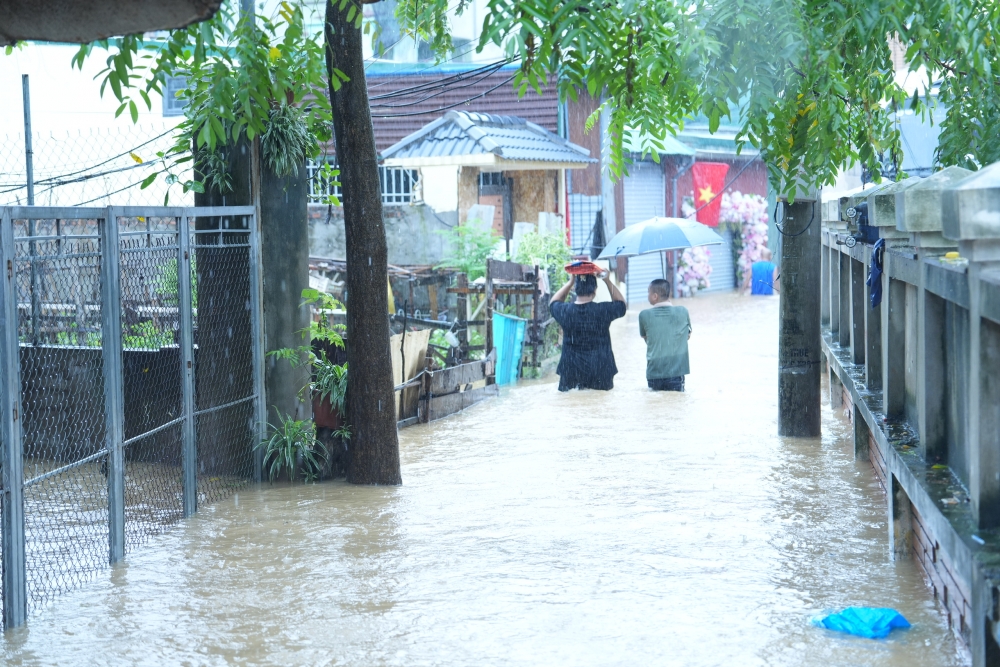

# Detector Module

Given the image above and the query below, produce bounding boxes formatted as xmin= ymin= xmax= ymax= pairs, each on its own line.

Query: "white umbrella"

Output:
xmin=596 ymin=217 xmax=724 ymax=259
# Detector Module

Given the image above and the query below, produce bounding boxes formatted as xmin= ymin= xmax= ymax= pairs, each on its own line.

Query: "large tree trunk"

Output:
xmin=325 ymin=0 xmax=402 ymax=485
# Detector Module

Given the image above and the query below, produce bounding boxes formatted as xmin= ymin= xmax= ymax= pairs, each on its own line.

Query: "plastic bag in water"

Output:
xmin=811 ymin=607 xmax=911 ymax=639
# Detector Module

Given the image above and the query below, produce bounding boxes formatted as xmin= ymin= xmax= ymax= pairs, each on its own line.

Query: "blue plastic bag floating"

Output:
xmin=811 ymin=607 xmax=911 ymax=639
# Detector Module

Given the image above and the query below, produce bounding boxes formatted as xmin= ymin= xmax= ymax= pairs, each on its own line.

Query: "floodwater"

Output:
xmin=1 ymin=292 xmax=968 ymax=666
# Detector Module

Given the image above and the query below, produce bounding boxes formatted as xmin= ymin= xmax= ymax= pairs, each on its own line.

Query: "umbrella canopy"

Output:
xmin=597 ymin=217 xmax=724 ymax=259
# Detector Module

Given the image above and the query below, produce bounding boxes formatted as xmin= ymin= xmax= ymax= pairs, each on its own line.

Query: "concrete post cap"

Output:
xmin=867 ymin=178 xmax=919 ymax=227
xmin=942 ymin=161 xmax=1000 ymax=241
xmin=896 ymin=166 xmax=973 ymax=233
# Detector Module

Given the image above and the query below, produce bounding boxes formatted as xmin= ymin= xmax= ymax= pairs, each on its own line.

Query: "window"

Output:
xmin=479 ymin=171 xmax=505 ymax=189
xmin=162 ymin=76 xmax=188 ymax=117
xmin=307 ymin=160 xmax=418 ymax=206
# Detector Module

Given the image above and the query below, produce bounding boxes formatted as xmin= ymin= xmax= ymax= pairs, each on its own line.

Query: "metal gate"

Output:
xmin=623 ymin=161 xmax=666 ymax=302
xmin=0 ymin=206 xmax=265 ymax=627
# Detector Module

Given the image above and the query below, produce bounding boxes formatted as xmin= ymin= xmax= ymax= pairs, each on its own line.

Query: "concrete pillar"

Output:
xmin=839 ymin=250 xmax=851 ymax=348
xmin=919 ymin=285 xmax=948 ymax=463
xmin=854 ymin=403 xmax=870 ymax=460
xmin=821 ymin=241 xmax=830 ymax=326
xmin=830 ymin=365 xmax=844 ymax=409
xmin=778 ymin=196 xmax=822 ymax=437
xmin=943 ymin=161 xmax=1000 ymax=529
xmin=897 ymin=167 xmax=970 ymax=464
xmin=830 ymin=242 xmax=841 ymax=337
xmin=888 ymin=474 xmax=913 ymax=559
xmin=851 ymin=256 xmax=866 ymax=366
xmin=882 ymin=274 xmax=907 ymax=419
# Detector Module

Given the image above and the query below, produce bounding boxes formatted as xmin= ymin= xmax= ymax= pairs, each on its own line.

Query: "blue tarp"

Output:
xmin=493 ymin=313 xmax=526 ymax=386
xmin=811 ymin=607 xmax=911 ymax=639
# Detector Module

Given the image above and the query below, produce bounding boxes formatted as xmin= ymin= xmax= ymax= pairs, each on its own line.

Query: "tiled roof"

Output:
xmin=381 ymin=111 xmax=595 ymax=164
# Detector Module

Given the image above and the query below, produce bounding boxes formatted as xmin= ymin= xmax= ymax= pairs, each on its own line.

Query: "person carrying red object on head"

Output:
xmin=547 ymin=268 xmax=627 ymax=392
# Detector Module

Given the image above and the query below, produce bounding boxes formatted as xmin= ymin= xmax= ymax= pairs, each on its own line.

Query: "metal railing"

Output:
xmin=306 ymin=160 xmax=419 ymax=206
xmin=0 ymin=205 xmax=265 ymax=628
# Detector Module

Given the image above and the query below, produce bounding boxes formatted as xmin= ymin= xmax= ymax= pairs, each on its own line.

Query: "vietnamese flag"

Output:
xmin=690 ymin=162 xmax=730 ymax=227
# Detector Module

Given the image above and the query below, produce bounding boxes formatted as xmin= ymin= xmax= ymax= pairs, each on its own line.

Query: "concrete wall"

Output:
xmin=822 ymin=223 xmax=1000 ymax=666
xmin=309 ymin=204 xmax=454 ymax=266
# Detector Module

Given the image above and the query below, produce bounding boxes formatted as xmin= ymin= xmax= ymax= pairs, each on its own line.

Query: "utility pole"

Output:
xmin=22 ymin=75 xmax=34 ymax=205
xmin=777 ymin=194 xmax=822 ymax=437
xmin=22 ymin=75 xmax=41 ymax=345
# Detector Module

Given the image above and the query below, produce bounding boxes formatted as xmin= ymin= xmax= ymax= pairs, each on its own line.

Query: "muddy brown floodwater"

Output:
xmin=1 ymin=292 xmax=969 ymax=666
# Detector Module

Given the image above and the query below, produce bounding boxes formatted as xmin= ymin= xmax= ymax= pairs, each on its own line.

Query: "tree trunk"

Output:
xmin=325 ymin=0 xmax=402 ymax=485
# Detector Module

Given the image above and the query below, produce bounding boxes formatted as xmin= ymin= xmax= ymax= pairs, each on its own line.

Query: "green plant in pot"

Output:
xmin=267 ymin=288 xmax=348 ymax=430
xmin=256 ymin=414 xmax=328 ymax=482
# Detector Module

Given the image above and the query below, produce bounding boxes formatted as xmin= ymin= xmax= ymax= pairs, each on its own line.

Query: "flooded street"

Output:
xmin=1 ymin=292 xmax=967 ymax=666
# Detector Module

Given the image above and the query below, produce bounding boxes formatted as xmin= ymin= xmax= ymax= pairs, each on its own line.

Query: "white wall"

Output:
xmin=419 ymin=165 xmax=460 ymax=213
xmin=1 ymin=43 xmax=176 ymax=135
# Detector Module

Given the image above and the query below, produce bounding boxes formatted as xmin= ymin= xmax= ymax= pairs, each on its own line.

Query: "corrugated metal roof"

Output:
xmin=382 ymin=111 xmax=596 ymax=164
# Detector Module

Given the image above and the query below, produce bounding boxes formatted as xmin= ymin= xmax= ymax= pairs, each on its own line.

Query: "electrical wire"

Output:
xmin=773 ymin=198 xmax=816 ymax=237
xmin=369 ymin=58 xmax=512 ymax=102
xmin=369 ymin=61 xmax=512 ymax=108
xmin=370 ymin=74 xmax=516 ymax=118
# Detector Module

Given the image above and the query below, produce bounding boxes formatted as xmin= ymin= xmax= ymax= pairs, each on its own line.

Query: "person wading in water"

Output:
xmin=548 ymin=270 xmax=627 ymax=392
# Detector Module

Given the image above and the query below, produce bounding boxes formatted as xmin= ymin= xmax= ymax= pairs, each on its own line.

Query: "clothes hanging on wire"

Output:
xmin=866 ymin=238 xmax=885 ymax=309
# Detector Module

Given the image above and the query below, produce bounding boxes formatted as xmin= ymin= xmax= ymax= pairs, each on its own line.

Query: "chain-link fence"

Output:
xmin=0 ymin=124 xmax=192 ymax=208
xmin=0 ymin=204 xmax=263 ymax=626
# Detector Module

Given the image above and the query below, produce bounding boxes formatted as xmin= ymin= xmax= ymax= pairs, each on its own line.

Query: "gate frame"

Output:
xmin=0 ymin=205 xmax=263 ymax=629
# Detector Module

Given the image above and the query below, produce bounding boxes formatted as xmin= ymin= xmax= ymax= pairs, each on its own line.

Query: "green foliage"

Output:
xmin=437 ymin=223 xmax=500 ymax=281
xmin=262 ymin=102 xmax=313 ymax=177
xmin=300 ymin=288 xmax=346 ymax=349
xmin=55 ymin=325 xmax=102 ymax=348
xmin=398 ymin=0 xmax=1000 ymax=195
xmin=313 ymin=357 xmax=348 ymax=414
xmin=153 ymin=257 xmax=198 ymax=308
xmin=256 ymin=414 xmax=328 ymax=482
xmin=267 ymin=288 xmax=348 ymax=413
xmin=72 ymin=0 xmax=336 ymax=200
xmin=513 ymin=231 xmax=571 ymax=292
xmin=123 ymin=320 xmax=174 ymax=349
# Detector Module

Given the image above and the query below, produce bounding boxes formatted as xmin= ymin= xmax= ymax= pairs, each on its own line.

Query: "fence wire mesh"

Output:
xmin=0 ymin=205 xmax=261 ymax=622
xmin=118 ymin=216 xmax=185 ymax=553
xmin=12 ymin=216 xmax=110 ymax=613
xmin=191 ymin=215 xmax=257 ymax=504
xmin=0 ymin=125 xmax=192 ymax=208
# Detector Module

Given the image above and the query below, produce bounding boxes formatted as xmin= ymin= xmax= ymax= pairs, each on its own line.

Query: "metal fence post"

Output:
xmin=178 ymin=216 xmax=198 ymax=516
xmin=0 ymin=207 xmax=27 ymax=628
xmin=247 ymin=210 xmax=266 ymax=482
xmin=100 ymin=207 xmax=125 ymax=562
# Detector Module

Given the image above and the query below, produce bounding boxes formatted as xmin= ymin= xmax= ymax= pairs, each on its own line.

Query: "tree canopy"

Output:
xmin=401 ymin=0 xmax=999 ymax=197
xmin=66 ymin=0 xmax=999 ymax=199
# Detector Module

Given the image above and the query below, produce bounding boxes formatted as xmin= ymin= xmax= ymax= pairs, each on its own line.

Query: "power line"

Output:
xmin=369 ymin=61 xmax=512 ymax=108
xmin=370 ymin=74 xmax=516 ymax=118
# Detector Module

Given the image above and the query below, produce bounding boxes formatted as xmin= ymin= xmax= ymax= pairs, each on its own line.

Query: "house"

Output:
xmin=379 ymin=110 xmax=595 ymax=254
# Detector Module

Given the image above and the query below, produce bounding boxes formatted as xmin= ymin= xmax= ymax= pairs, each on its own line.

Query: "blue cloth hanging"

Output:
xmin=811 ymin=607 xmax=911 ymax=639
xmin=866 ymin=238 xmax=885 ymax=309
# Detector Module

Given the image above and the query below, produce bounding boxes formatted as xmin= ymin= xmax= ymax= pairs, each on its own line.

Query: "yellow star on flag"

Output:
xmin=697 ymin=185 xmax=715 ymax=203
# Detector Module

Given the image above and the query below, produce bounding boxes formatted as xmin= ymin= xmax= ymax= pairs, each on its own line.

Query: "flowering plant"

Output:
xmin=676 ymin=245 xmax=712 ymax=297
xmin=719 ymin=191 xmax=769 ymax=285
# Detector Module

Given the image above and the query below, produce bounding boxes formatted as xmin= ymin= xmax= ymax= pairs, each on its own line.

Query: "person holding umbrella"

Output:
xmin=548 ymin=265 xmax=627 ymax=392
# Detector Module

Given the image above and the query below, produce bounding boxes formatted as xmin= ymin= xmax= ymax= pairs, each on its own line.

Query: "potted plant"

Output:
xmin=267 ymin=288 xmax=349 ymax=429
xmin=312 ymin=352 xmax=347 ymax=429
